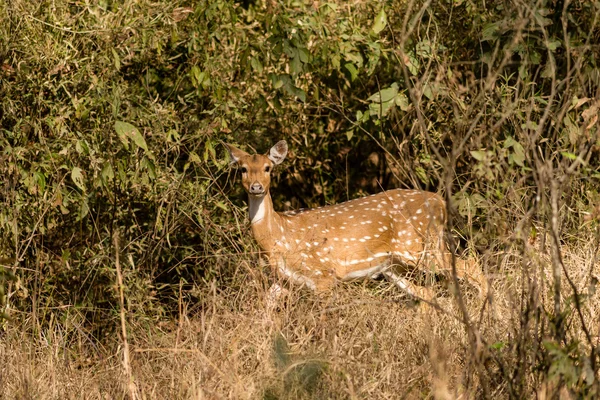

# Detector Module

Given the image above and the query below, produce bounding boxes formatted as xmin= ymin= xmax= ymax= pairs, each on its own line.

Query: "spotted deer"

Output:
xmin=226 ymin=140 xmax=487 ymax=299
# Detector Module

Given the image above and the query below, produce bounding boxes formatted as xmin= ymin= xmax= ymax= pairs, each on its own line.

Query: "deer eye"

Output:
xmin=241 ymin=167 xmax=247 ymax=173
xmin=265 ymin=166 xmax=271 ymax=173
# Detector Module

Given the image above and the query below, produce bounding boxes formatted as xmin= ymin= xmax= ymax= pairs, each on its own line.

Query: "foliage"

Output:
xmin=1 ymin=0 xmax=600 ymax=397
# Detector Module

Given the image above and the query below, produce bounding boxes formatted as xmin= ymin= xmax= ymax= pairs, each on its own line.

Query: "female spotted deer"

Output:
xmin=226 ymin=140 xmax=487 ymax=299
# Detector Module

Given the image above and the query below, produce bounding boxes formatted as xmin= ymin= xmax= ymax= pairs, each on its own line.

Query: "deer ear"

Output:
xmin=268 ymin=140 xmax=288 ymax=165
xmin=224 ymin=143 xmax=248 ymax=165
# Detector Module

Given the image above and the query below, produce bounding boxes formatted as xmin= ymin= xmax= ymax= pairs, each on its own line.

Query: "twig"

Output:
xmin=26 ymin=15 xmax=108 ymax=34
xmin=114 ymin=232 xmax=138 ymax=399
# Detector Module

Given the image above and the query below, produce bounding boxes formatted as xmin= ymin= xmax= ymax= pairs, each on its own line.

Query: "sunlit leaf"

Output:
xmin=561 ymin=151 xmax=577 ymax=160
xmin=395 ymin=92 xmax=409 ymax=111
xmin=368 ymin=83 xmax=398 ymax=103
xmin=111 ymin=48 xmax=120 ymax=70
xmin=369 ymin=99 xmax=395 ymax=118
xmin=470 ymin=150 xmax=486 ymax=161
xmin=215 ymin=201 xmax=229 ymax=211
xmin=131 ymin=130 xmax=148 ymax=151
xmin=546 ymin=39 xmax=561 ymax=51
xmin=490 ymin=342 xmax=506 ymax=350
xmin=71 ymin=167 xmax=85 ymax=191
xmin=404 ymin=52 xmax=419 ymax=75
xmin=167 ymin=129 xmax=180 ymax=142
xmin=190 ymin=65 xmax=202 ymax=87
xmin=423 ymin=84 xmax=433 ymax=100
xmin=189 ymin=152 xmax=201 ymax=164
xmin=510 ymin=140 xmax=525 ymax=166
xmin=114 ymin=121 xmax=148 ymax=152
xmin=372 ymin=9 xmax=387 ymax=34
xmin=101 ymin=163 xmax=114 ymax=182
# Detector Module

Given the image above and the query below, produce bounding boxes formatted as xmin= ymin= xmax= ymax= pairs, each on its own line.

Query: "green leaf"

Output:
xmin=505 ymin=136 xmax=526 ymax=166
xmin=563 ymin=115 xmax=580 ymax=145
xmin=481 ymin=22 xmax=501 ymax=41
xmin=189 ymin=152 xmax=201 ymax=164
xmin=34 ymin=171 xmax=46 ymax=192
xmin=368 ymin=83 xmax=399 ymax=103
xmin=215 ymin=201 xmax=229 ymax=211
xmin=423 ymin=83 xmax=433 ymax=100
xmin=504 ymin=136 xmax=517 ymax=148
xmin=415 ymin=40 xmax=432 ymax=59
xmin=404 ymin=52 xmax=419 ymax=75
xmin=77 ymin=197 xmax=89 ymax=221
xmin=190 ymin=65 xmax=202 ymax=87
xmin=368 ymin=99 xmax=395 ymax=118
xmin=511 ymin=144 xmax=525 ymax=166
xmin=167 ymin=129 xmax=180 ymax=142
xmin=290 ymin=86 xmax=306 ymax=103
xmin=111 ymin=48 xmax=120 ymax=70
xmin=371 ymin=9 xmax=387 ymax=34
xmin=344 ymin=63 xmax=358 ymax=81
xmin=131 ymin=130 xmax=148 ymax=151
xmin=561 ymin=151 xmax=577 ymax=160
xmin=547 ymin=39 xmax=561 ymax=51
xmin=75 ymin=140 xmax=89 ymax=155
xmin=283 ymin=42 xmax=295 ymax=58
xmin=490 ymin=341 xmax=506 ymax=350
xmin=297 ymin=48 xmax=310 ymax=63
xmin=395 ymin=92 xmax=409 ymax=111
xmin=346 ymin=130 xmax=354 ymax=140
xmin=204 ymin=140 xmax=215 ymax=162
xmin=470 ymin=150 xmax=486 ymax=161
xmin=541 ymin=56 xmax=555 ymax=78
xmin=250 ymin=57 xmax=263 ymax=73
xmin=71 ymin=167 xmax=85 ymax=191
xmin=101 ymin=163 xmax=114 ymax=185
xmin=270 ymin=73 xmax=289 ymax=89
xmin=415 ymin=166 xmax=429 ymax=185
xmin=529 ymin=51 xmax=541 ymax=65
xmin=114 ymin=121 xmax=148 ymax=152
xmin=141 ymin=156 xmax=156 ymax=179
xmin=290 ymin=55 xmax=302 ymax=75
xmin=344 ymin=51 xmax=364 ymax=67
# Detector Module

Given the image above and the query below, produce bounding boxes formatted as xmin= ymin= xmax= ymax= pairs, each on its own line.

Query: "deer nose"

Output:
xmin=249 ymin=182 xmax=265 ymax=194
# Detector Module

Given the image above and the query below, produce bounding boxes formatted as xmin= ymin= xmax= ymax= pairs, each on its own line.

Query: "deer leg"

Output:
xmin=383 ymin=270 xmax=433 ymax=301
xmin=266 ymin=283 xmax=290 ymax=309
xmin=453 ymin=256 xmax=488 ymax=297
xmin=436 ymin=251 xmax=488 ymax=298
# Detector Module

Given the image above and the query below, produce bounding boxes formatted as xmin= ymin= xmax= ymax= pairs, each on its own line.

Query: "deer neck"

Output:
xmin=248 ymin=192 xmax=282 ymax=251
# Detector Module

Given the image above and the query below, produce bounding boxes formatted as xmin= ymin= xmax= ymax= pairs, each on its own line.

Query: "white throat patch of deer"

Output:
xmin=226 ymin=140 xmax=487 ymax=299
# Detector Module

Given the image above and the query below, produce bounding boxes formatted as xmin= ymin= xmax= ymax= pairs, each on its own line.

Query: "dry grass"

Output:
xmin=2 ymin=235 xmax=598 ymax=399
